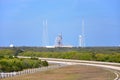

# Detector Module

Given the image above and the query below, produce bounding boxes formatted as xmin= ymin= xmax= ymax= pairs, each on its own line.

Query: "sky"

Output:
xmin=0 ymin=0 xmax=120 ymax=47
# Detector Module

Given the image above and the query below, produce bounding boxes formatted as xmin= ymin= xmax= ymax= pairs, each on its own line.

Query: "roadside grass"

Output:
xmin=1 ymin=65 xmax=116 ymax=80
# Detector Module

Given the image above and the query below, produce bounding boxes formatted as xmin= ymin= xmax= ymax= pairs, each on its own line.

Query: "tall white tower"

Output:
xmin=82 ymin=18 xmax=85 ymax=47
xmin=79 ymin=18 xmax=85 ymax=47
xmin=42 ymin=19 xmax=49 ymax=47
xmin=79 ymin=35 xmax=82 ymax=47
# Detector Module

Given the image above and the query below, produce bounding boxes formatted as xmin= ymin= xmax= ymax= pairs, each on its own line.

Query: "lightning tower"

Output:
xmin=79 ymin=35 xmax=82 ymax=47
xmin=82 ymin=18 xmax=85 ymax=47
xmin=42 ymin=19 xmax=49 ymax=47
xmin=79 ymin=18 xmax=85 ymax=47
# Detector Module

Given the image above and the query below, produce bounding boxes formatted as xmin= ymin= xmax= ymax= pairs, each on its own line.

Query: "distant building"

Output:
xmin=54 ymin=34 xmax=73 ymax=48
xmin=9 ymin=44 xmax=14 ymax=47
xmin=60 ymin=45 xmax=73 ymax=48
xmin=45 ymin=46 xmax=55 ymax=48
xmin=55 ymin=34 xmax=63 ymax=47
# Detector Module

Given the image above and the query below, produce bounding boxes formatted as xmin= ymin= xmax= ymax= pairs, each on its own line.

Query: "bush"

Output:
xmin=0 ymin=58 xmax=48 ymax=72
xmin=41 ymin=60 xmax=48 ymax=66
xmin=19 ymin=51 xmax=120 ymax=63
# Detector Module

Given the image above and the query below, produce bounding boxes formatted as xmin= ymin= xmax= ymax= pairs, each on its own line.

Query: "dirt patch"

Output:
xmin=1 ymin=65 xmax=116 ymax=80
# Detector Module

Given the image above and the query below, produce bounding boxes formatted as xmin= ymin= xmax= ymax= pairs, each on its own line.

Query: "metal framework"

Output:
xmin=55 ymin=34 xmax=63 ymax=47
xmin=42 ymin=19 xmax=49 ymax=47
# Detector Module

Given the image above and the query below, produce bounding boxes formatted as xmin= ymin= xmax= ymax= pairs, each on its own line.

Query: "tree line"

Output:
xmin=0 ymin=56 xmax=48 ymax=72
xmin=19 ymin=51 xmax=120 ymax=63
xmin=0 ymin=47 xmax=120 ymax=68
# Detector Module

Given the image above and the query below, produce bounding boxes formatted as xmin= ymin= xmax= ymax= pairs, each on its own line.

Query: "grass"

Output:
xmin=1 ymin=65 xmax=116 ymax=80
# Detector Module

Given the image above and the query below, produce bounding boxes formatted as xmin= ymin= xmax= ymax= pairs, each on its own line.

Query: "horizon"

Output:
xmin=0 ymin=0 xmax=120 ymax=47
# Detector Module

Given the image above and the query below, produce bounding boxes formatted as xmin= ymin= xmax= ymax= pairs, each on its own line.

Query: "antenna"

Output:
xmin=82 ymin=18 xmax=85 ymax=47
xmin=79 ymin=18 xmax=85 ymax=47
xmin=79 ymin=35 xmax=82 ymax=47
xmin=42 ymin=19 xmax=49 ymax=47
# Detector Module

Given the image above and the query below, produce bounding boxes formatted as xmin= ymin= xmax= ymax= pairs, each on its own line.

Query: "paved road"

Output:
xmin=18 ymin=56 xmax=120 ymax=80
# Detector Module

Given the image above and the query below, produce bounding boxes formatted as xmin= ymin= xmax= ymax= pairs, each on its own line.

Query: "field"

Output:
xmin=0 ymin=47 xmax=119 ymax=80
xmin=0 ymin=47 xmax=120 ymax=63
xmin=1 ymin=65 xmax=116 ymax=80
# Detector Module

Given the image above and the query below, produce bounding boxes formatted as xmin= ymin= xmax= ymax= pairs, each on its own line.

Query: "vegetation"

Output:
xmin=0 ymin=49 xmax=15 ymax=56
xmin=0 ymin=47 xmax=120 ymax=67
xmin=0 ymin=51 xmax=48 ymax=72
xmin=19 ymin=51 xmax=120 ymax=63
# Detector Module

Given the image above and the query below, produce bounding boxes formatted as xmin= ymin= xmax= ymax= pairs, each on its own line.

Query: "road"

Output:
xmin=18 ymin=56 xmax=120 ymax=80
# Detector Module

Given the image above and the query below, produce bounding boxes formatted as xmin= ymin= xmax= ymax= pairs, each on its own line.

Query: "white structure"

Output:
xmin=55 ymin=34 xmax=63 ymax=47
xmin=54 ymin=34 xmax=73 ymax=48
xmin=45 ymin=46 xmax=55 ymax=48
xmin=79 ymin=35 xmax=82 ymax=47
xmin=9 ymin=44 xmax=14 ymax=47
xmin=79 ymin=18 xmax=85 ymax=47
xmin=82 ymin=18 xmax=85 ymax=47
xmin=61 ymin=45 xmax=73 ymax=48
xmin=42 ymin=19 xmax=49 ymax=47
xmin=55 ymin=33 xmax=65 ymax=47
